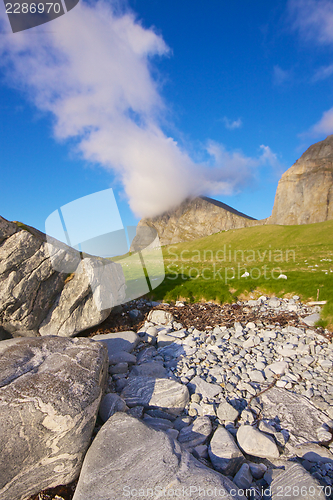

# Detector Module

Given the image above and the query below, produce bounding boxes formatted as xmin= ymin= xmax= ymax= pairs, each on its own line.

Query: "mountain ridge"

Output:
xmin=132 ymin=196 xmax=265 ymax=248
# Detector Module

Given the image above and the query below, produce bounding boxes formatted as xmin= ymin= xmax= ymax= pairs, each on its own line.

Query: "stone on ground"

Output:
xmin=208 ymin=426 xmax=245 ymax=476
xmin=293 ymin=443 xmax=333 ymax=464
xmin=187 ymin=375 xmax=222 ymax=399
xmin=129 ymin=361 xmax=167 ymax=378
xmin=237 ymin=425 xmax=280 ymax=459
xmin=121 ymin=376 xmax=189 ymax=415
xmin=302 ymin=312 xmax=321 ymax=326
xmin=217 ymin=399 xmax=239 ymax=422
xmin=147 ymin=309 xmax=174 ymax=325
xmin=108 ymin=351 xmax=136 ymax=365
xmin=233 ymin=463 xmax=253 ymax=490
xmin=92 ymin=331 xmax=139 ymax=358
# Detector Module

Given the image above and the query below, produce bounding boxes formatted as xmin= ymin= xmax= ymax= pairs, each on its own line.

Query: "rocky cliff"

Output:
xmin=269 ymin=135 xmax=333 ymax=225
xmin=132 ymin=196 xmax=264 ymax=247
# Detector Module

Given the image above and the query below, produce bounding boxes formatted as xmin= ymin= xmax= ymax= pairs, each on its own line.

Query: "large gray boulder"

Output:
xmin=0 ymin=216 xmax=126 ymax=337
xmin=72 ymin=413 xmax=244 ymax=500
xmin=0 ymin=336 xmax=108 ymax=500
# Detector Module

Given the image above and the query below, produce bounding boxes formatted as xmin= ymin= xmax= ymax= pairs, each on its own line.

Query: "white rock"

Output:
xmin=248 ymin=370 xmax=266 ymax=383
xmin=217 ymin=399 xmax=239 ymax=422
xmin=302 ymin=312 xmax=320 ymax=326
xmin=147 ymin=309 xmax=174 ymax=325
xmin=237 ymin=425 xmax=280 ymax=459
xmin=157 ymin=333 xmax=176 ymax=348
xmin=187 ymin=375 xmax=222 ymax=399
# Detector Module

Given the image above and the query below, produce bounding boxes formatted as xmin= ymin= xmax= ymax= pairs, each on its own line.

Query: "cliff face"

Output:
xmin=132 ymin=196 xmax=264 ymax=247
xmin=269 ymin=135 xmax=333 ymax=225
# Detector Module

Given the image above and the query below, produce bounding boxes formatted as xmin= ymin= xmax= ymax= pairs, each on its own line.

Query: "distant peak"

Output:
xmin=199 ymin=196 xmax=257 ymax=220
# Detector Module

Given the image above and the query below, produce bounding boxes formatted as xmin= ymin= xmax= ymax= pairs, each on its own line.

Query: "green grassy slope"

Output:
xmin=149 ymin=220 xmax=333 ymax=328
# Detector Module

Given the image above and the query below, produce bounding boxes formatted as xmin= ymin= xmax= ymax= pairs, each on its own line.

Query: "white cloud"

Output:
xmin=0 ymin=1 xmax=280 ymax=218
xmin=312 ymin=64 xmax=333 ymax=82
xmin=223 ymin=117 xmax=243 ymax=130
xmin=308 ymin=107 xmax=333 ymax=135
xmin=205 ymin=143 xmax=282 ymax=192
xmin=288 ymin=0 xmax=333 ymax=45
xmin=273 ymin=65 xmax=291 ymax=86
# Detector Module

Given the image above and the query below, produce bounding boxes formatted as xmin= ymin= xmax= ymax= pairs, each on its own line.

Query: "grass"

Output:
xmin=144 ymin=220 xmax=333 ymax=329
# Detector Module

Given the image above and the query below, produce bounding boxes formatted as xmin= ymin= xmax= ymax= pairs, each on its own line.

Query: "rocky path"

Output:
xmin=27 ymin=296 xmax=333 ymax=500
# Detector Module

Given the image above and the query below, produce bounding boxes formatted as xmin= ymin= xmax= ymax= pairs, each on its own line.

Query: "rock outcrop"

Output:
xmin=0 ymin=216 xmax=126 ymax=337
xmin=269 ymin=135 xmax=333 ymax=225
xmin=131 ymin=196 xmax=263 ymax=247
xmin=0 ymin=336 xmax=108 ymax=500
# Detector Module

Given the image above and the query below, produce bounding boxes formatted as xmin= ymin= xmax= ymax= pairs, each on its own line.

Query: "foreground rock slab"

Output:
xmin=72 ymin=413 xmax=244 ymax=500
xmin=0 ymin=336 xmax=108 ymax=500
xmin=121 ymin=376 xmax=189 ymax=415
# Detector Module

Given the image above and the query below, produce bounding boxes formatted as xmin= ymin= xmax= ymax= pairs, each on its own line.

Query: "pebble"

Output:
xmin=216 ymin=399 xmax=239 ymax=422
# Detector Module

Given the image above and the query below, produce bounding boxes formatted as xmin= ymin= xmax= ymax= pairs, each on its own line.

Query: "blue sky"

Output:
xmin=1 ymin=0 xmax=333 ymax=235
